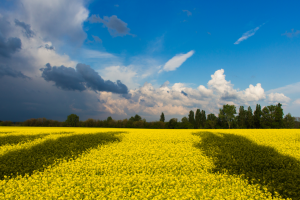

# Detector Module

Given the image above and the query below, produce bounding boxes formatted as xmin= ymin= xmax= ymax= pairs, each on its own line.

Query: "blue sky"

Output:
xmin=0 ymin=0 xmax=300 ymax=122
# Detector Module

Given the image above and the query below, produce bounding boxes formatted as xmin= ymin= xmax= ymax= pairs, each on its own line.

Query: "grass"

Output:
xmin=0 ymin=127 xmax=299 ymax=199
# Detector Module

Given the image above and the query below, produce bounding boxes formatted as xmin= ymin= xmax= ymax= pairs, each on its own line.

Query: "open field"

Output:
xmin=0 ymin=127 xmax=299 ymax=199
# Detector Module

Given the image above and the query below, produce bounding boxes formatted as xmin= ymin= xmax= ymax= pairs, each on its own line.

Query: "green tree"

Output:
xmin=107 ymin=116 xmax=113 ymax=122
xmin=168 ymin=118 xmax=178 ymax=129
xmin=181 ymin=116 xmax=188 ymax=123
xmin=134 ymin=114 xmax=142 ymax=122
xmin=195 ymin=109 xmax=201 ymax=129
xmin=188 ymin=110 xmax=195 ymax=128
xmin=253 ymin=104 xmax=262 ymax=128
xmin=65 ymin=114 xmax=79 ymax=127
xmin=274 ymin=103 xmax=284 ymax=128
xmin=283 ymin=113 xmax=295 ymax=128
xmin=237 ymin=106 xmax=246 ymax=128
xmin=218 ymin=104 xmax=237 ymax=129
xmin=160 ymin=112 xmax=165 ymax=122
xmin=246 ymin=106 xmax=254 ymax=128
xmin=205 ymin=113 xmax=217 ymax=129
xmin=201 ymin=110 xmax=206 ymax=128
xmin=261 ymin=106 xmax=271 ymax=128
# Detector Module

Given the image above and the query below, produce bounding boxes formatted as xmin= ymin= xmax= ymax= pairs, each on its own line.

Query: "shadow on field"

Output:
xmin=0 ymin=133 xmax=50 ymax=146
xmin=192 ymin=131 xmax=300 ymax=200
xmin=0 ymin=131 xmax=127 ymax=181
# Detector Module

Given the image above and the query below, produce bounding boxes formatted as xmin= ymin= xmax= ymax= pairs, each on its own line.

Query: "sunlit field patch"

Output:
xmin=0 ymin=127 xmax=299 ymax=199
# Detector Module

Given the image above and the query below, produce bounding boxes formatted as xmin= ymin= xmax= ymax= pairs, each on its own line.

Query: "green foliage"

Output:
xmin=168 ymin=118 xmax=177 ymax=129
xmin=107 ymin=116 xmax=113 ymax=122
xmin=283 ymin=113 xmax=295 ymax=128
xmin=274 ymin=103 xmax=284 ymax=128
xmin=238 ymin=106 xmax=246 ymax=128
xmin=65 ymin=114 xmax=79 ymax=127
xmin=195 ymin=109 xmax=201 ymax=128
xmin=253 ymin=104 xmax=262 ymax=128
xmin=188 ymin=110 xmax=195 ymax=127
xmin=0 ymin=121 xmax=13 ymax=126
xmin=160 ymin=112 xmax=165 ymax=122
xmin=246 ymin=106 xmax=254 ymax=128
xmin=181 ymin=116 xmax=188 ymax=123
xmin=218 ymin=104 xmax=237 ymax=129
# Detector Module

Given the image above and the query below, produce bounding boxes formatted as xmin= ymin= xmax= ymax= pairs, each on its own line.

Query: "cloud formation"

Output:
xmin=98 ymin=69 xmax=287 ymax=119
xmin=40 ymin=63 xmax=129 ymax=94
xmin=88 ymin=15 xmax=136 ymax=37
xmin=0 ymin=64 xmax=31 ymax=79
xmin=234 ymin=23 xmax=265 ymax=44
xmin=281 ymin=29 xmax=300 ymax=38
xmin=92 ymin=35 xmax=102 ymax=43
xmin=14 ymin=19 xmax=35 ymax=38
xmin=158 ymin=50 xmax=194 ymax=73
xmin=0 ymin=34 xmax=22 ymax=58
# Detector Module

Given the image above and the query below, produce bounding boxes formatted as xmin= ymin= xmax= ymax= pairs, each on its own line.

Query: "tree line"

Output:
xmin=0 ymin=103 xmax=299 ymax=129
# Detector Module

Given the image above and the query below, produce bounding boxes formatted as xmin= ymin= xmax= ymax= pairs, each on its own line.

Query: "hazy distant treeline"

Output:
xmin=1 ymin=103 xmax=299 ymax=129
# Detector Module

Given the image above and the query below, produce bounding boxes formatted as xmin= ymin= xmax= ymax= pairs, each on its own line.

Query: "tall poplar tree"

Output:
xmin=246 ymin=106 xmax=254 ymax=128
xmin=188 ymin=110 xmax=195 ymax=128
xmin=238 ymin=106 xmax=246 ymax=128
xmin=195 ymin=109 xmax=201 ymax=129
xmin=254 ymin=104 xmax=262 ymax=128
xmin=160 ymin=112 xmax=165 ymax=122
xmin=274 ymin=103 xmax=284 ymax=128
xmin=201 ymin=110 xmax=206 ymax=128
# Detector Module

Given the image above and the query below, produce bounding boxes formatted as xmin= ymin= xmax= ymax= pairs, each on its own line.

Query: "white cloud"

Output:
xmin=159 ymin=50 xmax=194 ymax=73
xmin=266 ymin=82 xmax=300 ymax=95
xmin=81 ymin=48 xmax=116 ymax=58
xmin=197 ymin=85 xmax=213 ymax=97
xmin=97 ymin=65 xmax=138 ymax=90
xmin=234 ymin=23 xmax=265 ymax=44
xmin=17 ymin=0 xmax=89 ymax=47
xmin=293 ymin=99 xmax=300 ymax=105
xmin=243 ymin=83 xmax=266 ymax=101
xmin=267 ymin=93 xmax=291 ymax=105
xmin=207 ymin=69 xmax=233 ymax=93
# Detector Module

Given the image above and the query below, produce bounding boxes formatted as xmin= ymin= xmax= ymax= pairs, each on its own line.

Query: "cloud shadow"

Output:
xmin=0 ymin=131 xmax=127 ymax=181
xmin=192 ymin=131 xmax=300 ymax=200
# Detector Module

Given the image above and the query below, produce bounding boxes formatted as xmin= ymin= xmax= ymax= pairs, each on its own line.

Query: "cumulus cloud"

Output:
xmin=158 ymin=50 xmax=194 ymax=73
xmin=267 ymin=93 xmax=291 ymax=105
xmin=0 ymin=64 xmax=31 ymax=79
xmin=243 ymin=83 xmax=266 ymax=101
xmin=87 ymin=14 xmax=136 ymax=37
xmin=234 ymin=22 xmax=266 ymax=44
xmin=17 ymin=0 xmax=89 ymax=47
xmin=40 ymin=63 xmax=129 ymax=94
xmin=182 ymin=10 xmax=192 ymax=16
xmin=293 ymin=99 xmax=300 ymax=105
xmin=14 ymin=19 xmax=35 ymax=38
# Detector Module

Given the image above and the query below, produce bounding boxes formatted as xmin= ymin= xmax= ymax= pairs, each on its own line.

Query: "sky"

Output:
xmin=0 ymin=0 xmax=300 ymax=123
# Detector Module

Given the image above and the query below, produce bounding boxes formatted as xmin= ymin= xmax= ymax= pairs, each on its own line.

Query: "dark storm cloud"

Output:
xmin=14 ymin=19 xmax=35 ymax=38
xmin=0 ymin=34 xmax=22 ymax=58
xmin=40 ymin=63 xmax=129 ymax=94
xmin=0 ymin=64 xmax=31 ymax=79
xmin=87 ymin=14 xmax=136 ymax=37
xmin=181 ymin=90 xmax=188 ymax=97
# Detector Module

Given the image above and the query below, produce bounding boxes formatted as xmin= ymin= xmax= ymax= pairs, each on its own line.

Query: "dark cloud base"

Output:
xmin=40 ymin=63 xmax=129 ymax=94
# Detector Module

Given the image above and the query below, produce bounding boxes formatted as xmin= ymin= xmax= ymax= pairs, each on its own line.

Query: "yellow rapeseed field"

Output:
xmin=0 ymin=127 xmax=299 ymax=199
